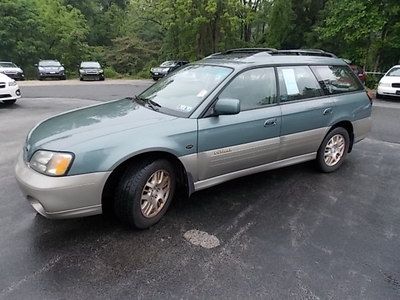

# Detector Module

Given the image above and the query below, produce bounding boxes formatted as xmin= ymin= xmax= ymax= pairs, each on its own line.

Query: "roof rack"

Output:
xmin=204 ymin=48 xmax=337 ymax=59
xmin=223 ymin=48 xmax=277 ymax=54
xmin=272 ymin=49 xmax=337 ymax=58
xmin=205 ymin=48 xmax=277 ymax=59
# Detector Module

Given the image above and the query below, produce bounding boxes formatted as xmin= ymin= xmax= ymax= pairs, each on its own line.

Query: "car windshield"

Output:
xmin=160 ymin=61 xmax=176 ymax=67
xmin=81 ymin=62 xmax=100 ymax=68
xmin=140 ymin=64 xmax=233 ymax=117
xmin=387 ymin=68 xmax=400 ymax=76
xmin=39 ymin=61 xmax=61 ymax=67
xmin=0 ymin=62 xmax=17 ymax=68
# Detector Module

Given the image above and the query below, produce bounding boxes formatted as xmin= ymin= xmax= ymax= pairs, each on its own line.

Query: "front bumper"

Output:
xmin=81 ymin=73 xmax=104 ymax=80
xmin=150 ymin=72 xmax=167 ymax=79
xmin=39 ymin=72 xmax=65 ymax=78
xmin=3 ymin=72 xmax=24 ymax=80
xmin=377 ymin=86 xmax=400 ymax=97
xmin=15 ymin=152 xmax=111 ymax=219
xmin=0 ymin=85 xmax=21 ymax=101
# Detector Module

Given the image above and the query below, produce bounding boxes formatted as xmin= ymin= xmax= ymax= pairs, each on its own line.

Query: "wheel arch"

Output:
xmin=101 ymin=151 xmax=193 ymax=215
xmin=328 ymin=120 xmax=354 ymax=152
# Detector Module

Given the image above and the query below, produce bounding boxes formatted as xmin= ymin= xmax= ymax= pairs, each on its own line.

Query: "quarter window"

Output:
xmin=311 ymin=65 xmax=363 ymax=95
xmin=277 ymin=66 xmax=323 ymax=102
xmin=219 ymin=67 xmax=277 ymax=111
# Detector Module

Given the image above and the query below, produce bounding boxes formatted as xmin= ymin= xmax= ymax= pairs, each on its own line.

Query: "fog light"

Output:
xmin=16 ymin=89 xmax=21 ymax=96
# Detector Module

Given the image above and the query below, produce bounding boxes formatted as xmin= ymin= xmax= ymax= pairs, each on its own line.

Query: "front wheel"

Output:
xmin=317 ymin=127 xmax=350 ymax=173
xmin=114 ymin=159 xmax=176 ymax=229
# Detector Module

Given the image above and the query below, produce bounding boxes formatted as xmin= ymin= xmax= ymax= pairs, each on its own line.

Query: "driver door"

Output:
xmin=197 ymin=67 xmax=282 ymax=181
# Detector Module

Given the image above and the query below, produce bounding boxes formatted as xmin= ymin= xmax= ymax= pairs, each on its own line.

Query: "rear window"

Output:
xmin=311 ymin=65 xmax=363 ymax=95
xmin=277 ymin=66 xmax=323 ymax=102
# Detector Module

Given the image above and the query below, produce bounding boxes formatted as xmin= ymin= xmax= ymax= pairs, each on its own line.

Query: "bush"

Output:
xmin=104 ymin=67 xmax=122 ymax=78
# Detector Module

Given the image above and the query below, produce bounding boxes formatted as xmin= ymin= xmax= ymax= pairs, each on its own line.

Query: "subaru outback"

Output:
xmin=15 ymin=49 xmax=372 ymax=228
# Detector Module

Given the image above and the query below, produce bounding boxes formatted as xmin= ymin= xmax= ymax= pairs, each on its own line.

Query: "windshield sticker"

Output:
xmin=197 ymin=89 xmax=208 ymax=97
xmin=177 ymin=104 xmax=193 ymax=112
xmin=282 ymin=68 xmax=300 ymax=95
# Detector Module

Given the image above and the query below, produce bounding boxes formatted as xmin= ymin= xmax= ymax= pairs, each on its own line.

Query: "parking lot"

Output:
xmin=1 ymin=80 xmax=400 ymax=299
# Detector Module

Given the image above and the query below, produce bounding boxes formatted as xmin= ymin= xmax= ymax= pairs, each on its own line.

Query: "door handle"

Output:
xmin=323 ymin=108 xmax=333 ymax=115
xmin=264 ymin=118 xmax=277 ymax=127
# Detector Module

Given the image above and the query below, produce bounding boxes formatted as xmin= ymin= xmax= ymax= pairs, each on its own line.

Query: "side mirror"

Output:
xmin=34 ymin=63 xmax=38 ymax=67
xmin=214 ymin=98 xmax=240 ymax=116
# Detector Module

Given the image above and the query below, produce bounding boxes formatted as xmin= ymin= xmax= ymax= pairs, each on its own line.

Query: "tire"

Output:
xmin=38 ymin=76 xmax=44 ymax=81
xmin=79 ymin=76 xmax=84 ymax=81
xmin=376 ymin=92 xmax=383 ymax=99
xmin=60 ymin=75 xmax=66 ymax=80
xmin=152 ymin=77 xmax=158 ymax=81
xmin=316 ymin=127 xmax=350 ymax=173
xmin=2 ymin=99 xmax=16 ymax=105
xmin=114 ymin=159 xmax=176 ymax=229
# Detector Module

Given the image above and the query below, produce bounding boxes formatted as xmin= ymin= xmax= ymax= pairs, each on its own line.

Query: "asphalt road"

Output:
xmin=1 ymin=81 xmax=400 ymax=299
xmin=19 ymin=79 xmax=153 ymax=101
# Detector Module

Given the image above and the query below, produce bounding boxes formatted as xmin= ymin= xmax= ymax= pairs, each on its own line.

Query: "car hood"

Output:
xmin=0 ymin=67 xmax=23 ymax=73
xmin=152 ymin=67 xmax=170 ymax=73
xmin=26 ymin=98 xmax=177 ymax=155
xmin=380 ymin=75 xmax=400 ymax=84
xmin=39 ymin=66 xmax=62 ymax=71
xmin=0 ymin=73 xmax=13 ymax=82
xmin=80 ymin=68 xmax=102 ymax=72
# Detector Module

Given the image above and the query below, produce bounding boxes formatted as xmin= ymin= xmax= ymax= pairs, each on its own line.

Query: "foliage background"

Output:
xmin=0 ymin=0 xmax=399 ymax=79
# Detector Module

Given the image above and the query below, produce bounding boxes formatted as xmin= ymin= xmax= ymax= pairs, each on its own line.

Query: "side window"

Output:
xmin=219 ymin=67 xmax=277 ymax=111
xmin=311 ymin=65 xmax=363 ymax=95
xmin=277 ymin=66 xmax=323 ymax=102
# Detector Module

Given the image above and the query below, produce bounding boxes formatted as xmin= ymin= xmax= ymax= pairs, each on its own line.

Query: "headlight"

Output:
xmin=379 ymin=82 xmax=390 ymax=88
xmin=79 ymin=70 xmax=85 ymax=74
xmin=29 ymin=150 xmax=74 ymax=176
xmin=99 ymin=70 xmax=104 ymax=74
xmin=8 ymin=81 xmax=17 ymax=86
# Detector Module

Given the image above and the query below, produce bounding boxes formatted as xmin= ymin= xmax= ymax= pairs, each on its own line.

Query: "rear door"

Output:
xmin=278 ymin=65 xmax=334 ymax=160
xmin=197 ymin=67 xmax=281 ymax=181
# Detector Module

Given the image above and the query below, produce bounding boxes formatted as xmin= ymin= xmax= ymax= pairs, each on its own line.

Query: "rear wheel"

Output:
xmin=317 ymin=127 xmax=350 ymax=173
xmin=114 ymin=159 xmax=176 ymax=229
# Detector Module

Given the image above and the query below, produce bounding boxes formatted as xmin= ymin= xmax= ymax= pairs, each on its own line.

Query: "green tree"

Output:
xmin=266 ymin=0 xmax=295 ymax=48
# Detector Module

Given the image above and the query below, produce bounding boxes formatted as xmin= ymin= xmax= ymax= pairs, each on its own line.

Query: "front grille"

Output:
xmin=392 ymin=83 xmax=400 ymax=88
xmin=0 ymin=94 xmax=11 ymax=98
xmin=0 ymin=82 xmax=5 ymax=88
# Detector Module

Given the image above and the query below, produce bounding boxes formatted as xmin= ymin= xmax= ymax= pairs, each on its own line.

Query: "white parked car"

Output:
xmin=377 ymin=65 xmax=400 ymax=99
xmin=0 ymin=61 xmax=25 ymax=80
xmin=0 ymin=73 xmax=21 ymax=105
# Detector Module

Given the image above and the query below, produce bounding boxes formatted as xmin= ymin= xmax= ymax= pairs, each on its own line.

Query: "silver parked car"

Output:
xmin=15 ymin=49 xmax=372 ymax=228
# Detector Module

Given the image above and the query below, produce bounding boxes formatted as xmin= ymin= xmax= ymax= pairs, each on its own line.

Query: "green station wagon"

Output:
xmin=15 ymin=49 xmax=372 ymax=228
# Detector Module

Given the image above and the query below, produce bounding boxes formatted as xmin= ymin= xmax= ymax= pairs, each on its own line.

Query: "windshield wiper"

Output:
xmin=134 ymin=95 xmax=161 ymax=111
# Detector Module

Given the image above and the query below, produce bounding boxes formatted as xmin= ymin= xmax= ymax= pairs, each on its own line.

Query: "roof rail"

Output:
xmin=273 ymin=49 xmax=337 ymax=58
xmin=223 ymin=48 xmax=277 ymax=54
xmin=204 ymin=48 xmax=277 ymax=59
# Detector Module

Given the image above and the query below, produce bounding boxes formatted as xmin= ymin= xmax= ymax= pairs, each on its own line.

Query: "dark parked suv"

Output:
xmin=79 ymin=61 xmax=104 ymax=81
xmin=36 ymin=60 xmax=66 ymax=80
xmin=150 ymin=60 xmax=189 ymax=80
